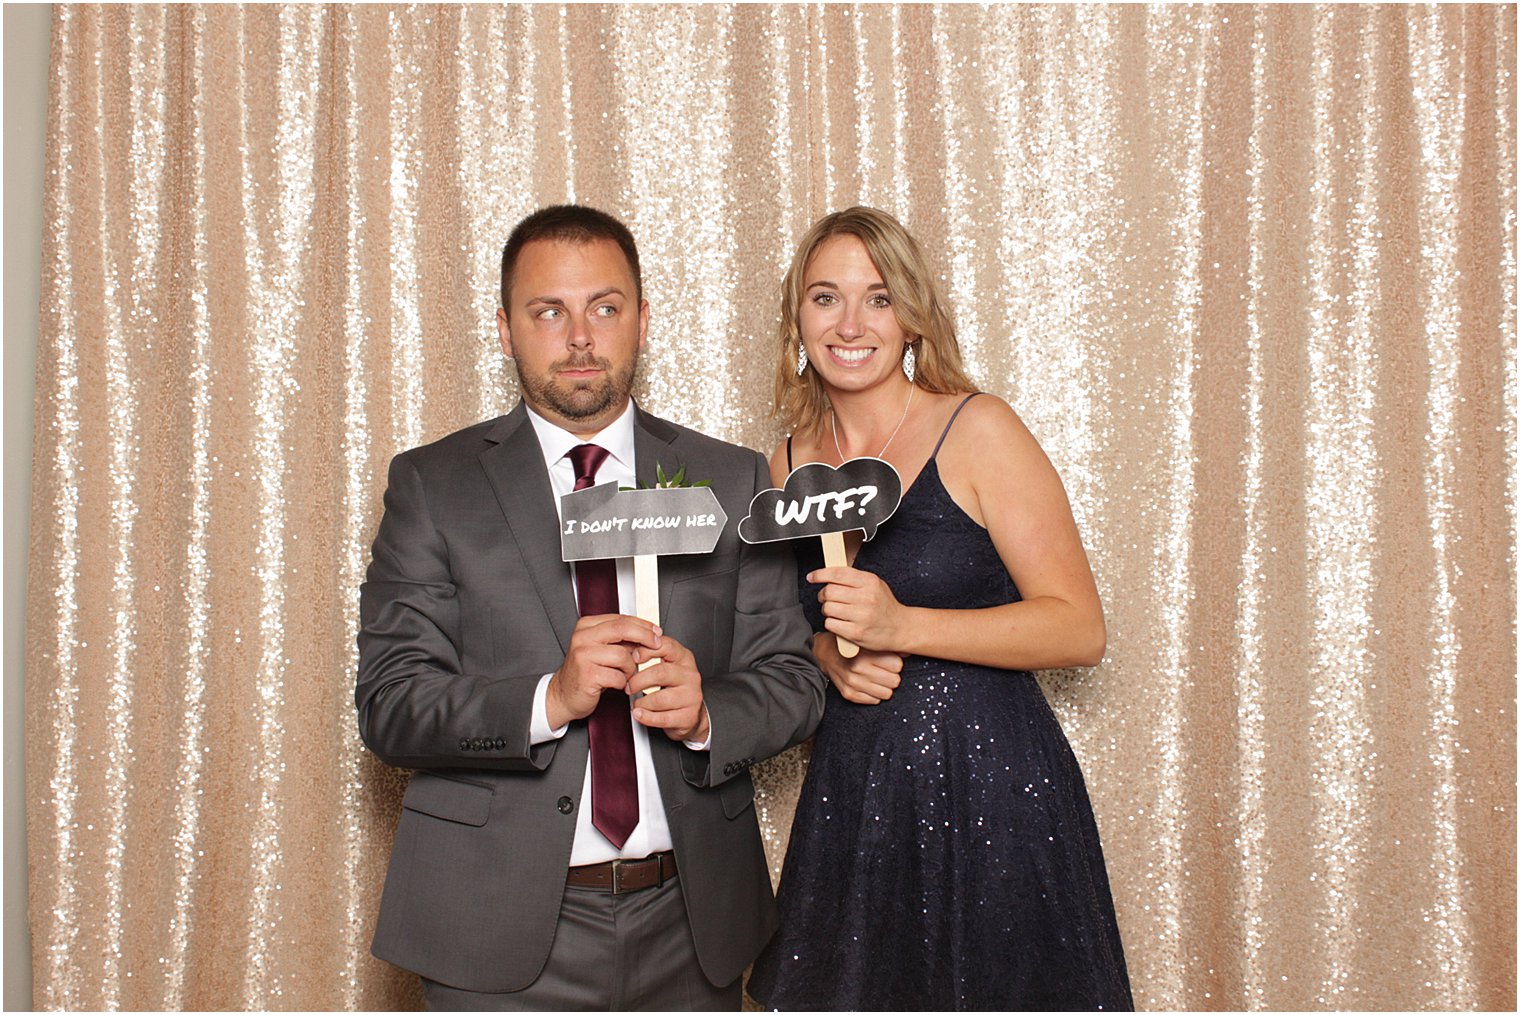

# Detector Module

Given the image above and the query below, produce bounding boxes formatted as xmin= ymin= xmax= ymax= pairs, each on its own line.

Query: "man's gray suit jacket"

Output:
xmin=356 ymin=401 xmax=824 ymax=994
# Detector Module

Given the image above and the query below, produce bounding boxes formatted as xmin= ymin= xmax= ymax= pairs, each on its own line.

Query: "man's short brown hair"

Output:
xmin=500 ymin=204 xmax=643 ymax=309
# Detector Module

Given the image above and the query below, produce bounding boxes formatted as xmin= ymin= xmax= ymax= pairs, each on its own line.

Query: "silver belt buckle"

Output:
xmin=609 ymin=858 xmax=628 ymax=895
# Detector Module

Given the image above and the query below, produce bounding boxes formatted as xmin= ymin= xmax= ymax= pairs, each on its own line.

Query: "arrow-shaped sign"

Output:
xmin=560 ymin=482 xmax=727 ymax=561
xmin=560 ymin=482 xmax=728 ymax=688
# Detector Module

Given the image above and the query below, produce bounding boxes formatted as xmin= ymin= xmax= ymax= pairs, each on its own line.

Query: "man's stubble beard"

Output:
xmin=515 ymin=353 xmax=639 ymax=422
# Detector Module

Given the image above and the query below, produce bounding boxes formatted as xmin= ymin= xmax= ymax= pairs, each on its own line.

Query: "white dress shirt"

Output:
xmin=522 ymin=400 xmax=707 ymax=865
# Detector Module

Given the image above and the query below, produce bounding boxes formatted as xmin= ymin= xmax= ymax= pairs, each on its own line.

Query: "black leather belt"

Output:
xmin=565 ymin=851 xmax=678 ymax=894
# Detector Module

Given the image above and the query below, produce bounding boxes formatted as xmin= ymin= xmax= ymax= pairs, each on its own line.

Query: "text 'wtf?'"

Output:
xmin=772 ymin=487 xmax=879 ymax=524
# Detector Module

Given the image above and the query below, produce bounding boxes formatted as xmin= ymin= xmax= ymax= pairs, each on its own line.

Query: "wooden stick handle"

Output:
xmin=634 ymin=555 xmax=661 ymax=690
xmin=819 ymin=532 xmax=860 ymax=658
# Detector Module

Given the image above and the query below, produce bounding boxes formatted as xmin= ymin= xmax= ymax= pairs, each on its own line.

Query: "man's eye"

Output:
xmin=594 ymin=304 xmax=617 ymax=318
xmin=538 ymin=307 xmax=562 ymax=320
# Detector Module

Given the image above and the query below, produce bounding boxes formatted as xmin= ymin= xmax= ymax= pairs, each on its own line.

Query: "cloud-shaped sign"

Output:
xmin=738 ymin=458 xmax=903 ymax=544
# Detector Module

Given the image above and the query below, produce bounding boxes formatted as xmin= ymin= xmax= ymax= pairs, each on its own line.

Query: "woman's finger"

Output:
xmin=856 ymin=665 xmax=901 ymax=688
xmin=821 ymin=611 xmax=855 ymax=631
xmin=839 ymin=680 xmax=888 ymax=704
xmin=808 ymin=566 xmax=870 ymax=587
xmin=817 ymin=583 xmax=860 ymax=603
xmin=845 ymin=677 xmax=894 ymax=701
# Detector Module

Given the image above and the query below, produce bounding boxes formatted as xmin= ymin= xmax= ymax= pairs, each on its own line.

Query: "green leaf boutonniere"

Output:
xmin=621 ymin=462 xmax=712 ymax=491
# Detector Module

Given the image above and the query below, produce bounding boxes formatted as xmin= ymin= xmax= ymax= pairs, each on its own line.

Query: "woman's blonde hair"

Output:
xmin=773 ymin=206 xmax=974 ymax=436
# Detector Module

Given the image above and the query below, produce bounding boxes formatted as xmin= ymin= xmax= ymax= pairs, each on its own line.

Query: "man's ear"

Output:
xmin=497 ymin=307 xmax=514 ymax=358
xmin=638 ymin=299 xmax=650 ymax=351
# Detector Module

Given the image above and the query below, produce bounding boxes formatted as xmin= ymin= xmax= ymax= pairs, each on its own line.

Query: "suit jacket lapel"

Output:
xmin=633 ymin=406 xmax=682 ymax=623
xmin=478 ymin=403 xmax=579 ymax=655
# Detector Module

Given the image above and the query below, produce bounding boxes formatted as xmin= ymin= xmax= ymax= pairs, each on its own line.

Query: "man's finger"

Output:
xmin=584 ymin=647 xmax=640 ymax=679
xmin=576 ymin=615 xmax=663 ymax=648
xmin=630 ymin=686 xmax=681 ymax=711
xmin=628 ymin=662 xmax=694 ymax=695
xmin=630 ymin=703 xmax=698 ymax=729
xmin=636 ymin=677 xmax=700 ymax=704
xmin=631 ymin=633 xmax=694 ymax=667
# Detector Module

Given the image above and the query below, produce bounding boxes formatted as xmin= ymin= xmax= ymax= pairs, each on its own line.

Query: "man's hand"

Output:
xmin=546 ymin=615 xmax=663 ymax=729
xmin=628 ymin=634 xmax=708 ymax=742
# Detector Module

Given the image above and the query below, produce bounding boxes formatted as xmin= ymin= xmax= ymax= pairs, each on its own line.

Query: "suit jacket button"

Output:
xmin=494 ymin=738 xmax=506 ymax=750
xmin=458 ymin=738 xmax=470 ymax=751
xmin=557 ymin=796 xmax=574 ymax=815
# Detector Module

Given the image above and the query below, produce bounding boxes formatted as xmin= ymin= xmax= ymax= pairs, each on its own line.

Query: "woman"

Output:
xmin=746 ymin=208 xmax=1133 ymax=1011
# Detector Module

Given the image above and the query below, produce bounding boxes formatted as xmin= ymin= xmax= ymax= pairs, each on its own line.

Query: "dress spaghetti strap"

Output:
xmin=786 ymin=435 xmax=794 ymax=472
xmin=931 ymin=392 xmax=985 ymax=459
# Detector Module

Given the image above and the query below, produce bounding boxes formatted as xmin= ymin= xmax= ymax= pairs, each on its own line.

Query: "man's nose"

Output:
xmin=567 ymin=312 xmax=594 ymax=349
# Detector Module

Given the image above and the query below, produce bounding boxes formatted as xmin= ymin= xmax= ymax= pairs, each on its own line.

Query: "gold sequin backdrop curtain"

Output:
xmin=25 ymin=3 xmax=1515 ymax=1010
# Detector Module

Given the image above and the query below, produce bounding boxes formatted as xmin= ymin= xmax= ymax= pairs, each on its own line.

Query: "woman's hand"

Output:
xmin=812 ymin=630 xmax=905 ymax=705
xmin=809 ymin=565 xmax=913 ymax=654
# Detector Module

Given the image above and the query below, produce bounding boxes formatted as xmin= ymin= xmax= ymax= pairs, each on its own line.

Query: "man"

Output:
xmin=356 ymin=204 xmax=823 ymax=1010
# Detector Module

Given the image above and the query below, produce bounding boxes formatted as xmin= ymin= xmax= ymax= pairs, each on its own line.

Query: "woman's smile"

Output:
xmin=827 ymin=345 xmax=876 ymax=366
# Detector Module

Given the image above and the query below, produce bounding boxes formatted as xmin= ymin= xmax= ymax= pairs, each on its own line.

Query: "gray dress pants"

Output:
xmin=422 ymin=874 xmax=741 ymax=1011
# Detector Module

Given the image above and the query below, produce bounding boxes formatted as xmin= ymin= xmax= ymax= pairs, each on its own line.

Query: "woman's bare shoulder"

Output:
xmin=766 ymin=438 xmax=792 ymax=487
xmin=938 ymin=393 xmax=1053 ymax=485
xmin=946 ymin=393 xmax=1036 ymax=447
xmin=768 ymin=430 xmax=826 ymax=485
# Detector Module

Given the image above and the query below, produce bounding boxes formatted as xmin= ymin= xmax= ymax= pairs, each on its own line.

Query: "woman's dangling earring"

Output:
xmin=797 ymin=344 xmax=809 ymax=376
xmin=902 ymin=343 xmax=917 ymax=383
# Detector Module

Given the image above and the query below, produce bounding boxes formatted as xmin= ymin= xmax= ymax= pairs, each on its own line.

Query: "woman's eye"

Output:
xmin=811 ymin=292 xmax=837 ymax=306
xmin=869 ymin=294 xmax=891 ymax=307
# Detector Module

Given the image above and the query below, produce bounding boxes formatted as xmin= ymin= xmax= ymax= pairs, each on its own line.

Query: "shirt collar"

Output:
xmin=523 ymin=398 xmax=638 ymax=473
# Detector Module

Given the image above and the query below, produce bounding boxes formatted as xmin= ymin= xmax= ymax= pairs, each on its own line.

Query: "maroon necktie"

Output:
xmin=568 ymin=444 xmax=639 ymax=850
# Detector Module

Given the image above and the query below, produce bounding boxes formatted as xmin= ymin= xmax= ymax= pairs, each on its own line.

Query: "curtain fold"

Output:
xmin=27 ymin=4 xmax=1515 ymax=1010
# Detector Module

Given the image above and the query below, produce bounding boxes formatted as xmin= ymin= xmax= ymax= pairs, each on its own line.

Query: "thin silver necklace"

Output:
xmin=833 ymin=383 xmax=914 ymax=461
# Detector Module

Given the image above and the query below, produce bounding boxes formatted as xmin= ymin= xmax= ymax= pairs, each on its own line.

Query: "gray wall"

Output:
xmin=6 ymin=4 xmax=49 ymax=1010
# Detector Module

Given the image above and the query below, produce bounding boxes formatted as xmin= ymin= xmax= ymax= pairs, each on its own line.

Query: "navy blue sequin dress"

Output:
xmin=748 ymin=396 xmax=1133 ymax=1012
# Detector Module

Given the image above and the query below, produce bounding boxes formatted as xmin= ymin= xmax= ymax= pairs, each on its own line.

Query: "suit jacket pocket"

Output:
xmin=664 ymin=558 xmax=739 ymax=584
xmin=402 ymin=771 xmax=493 ymax=826
xmin=718 ymin=771 xmax=755 ymax=819
xmin=666 ymin=572 xmax=736 ymax=683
